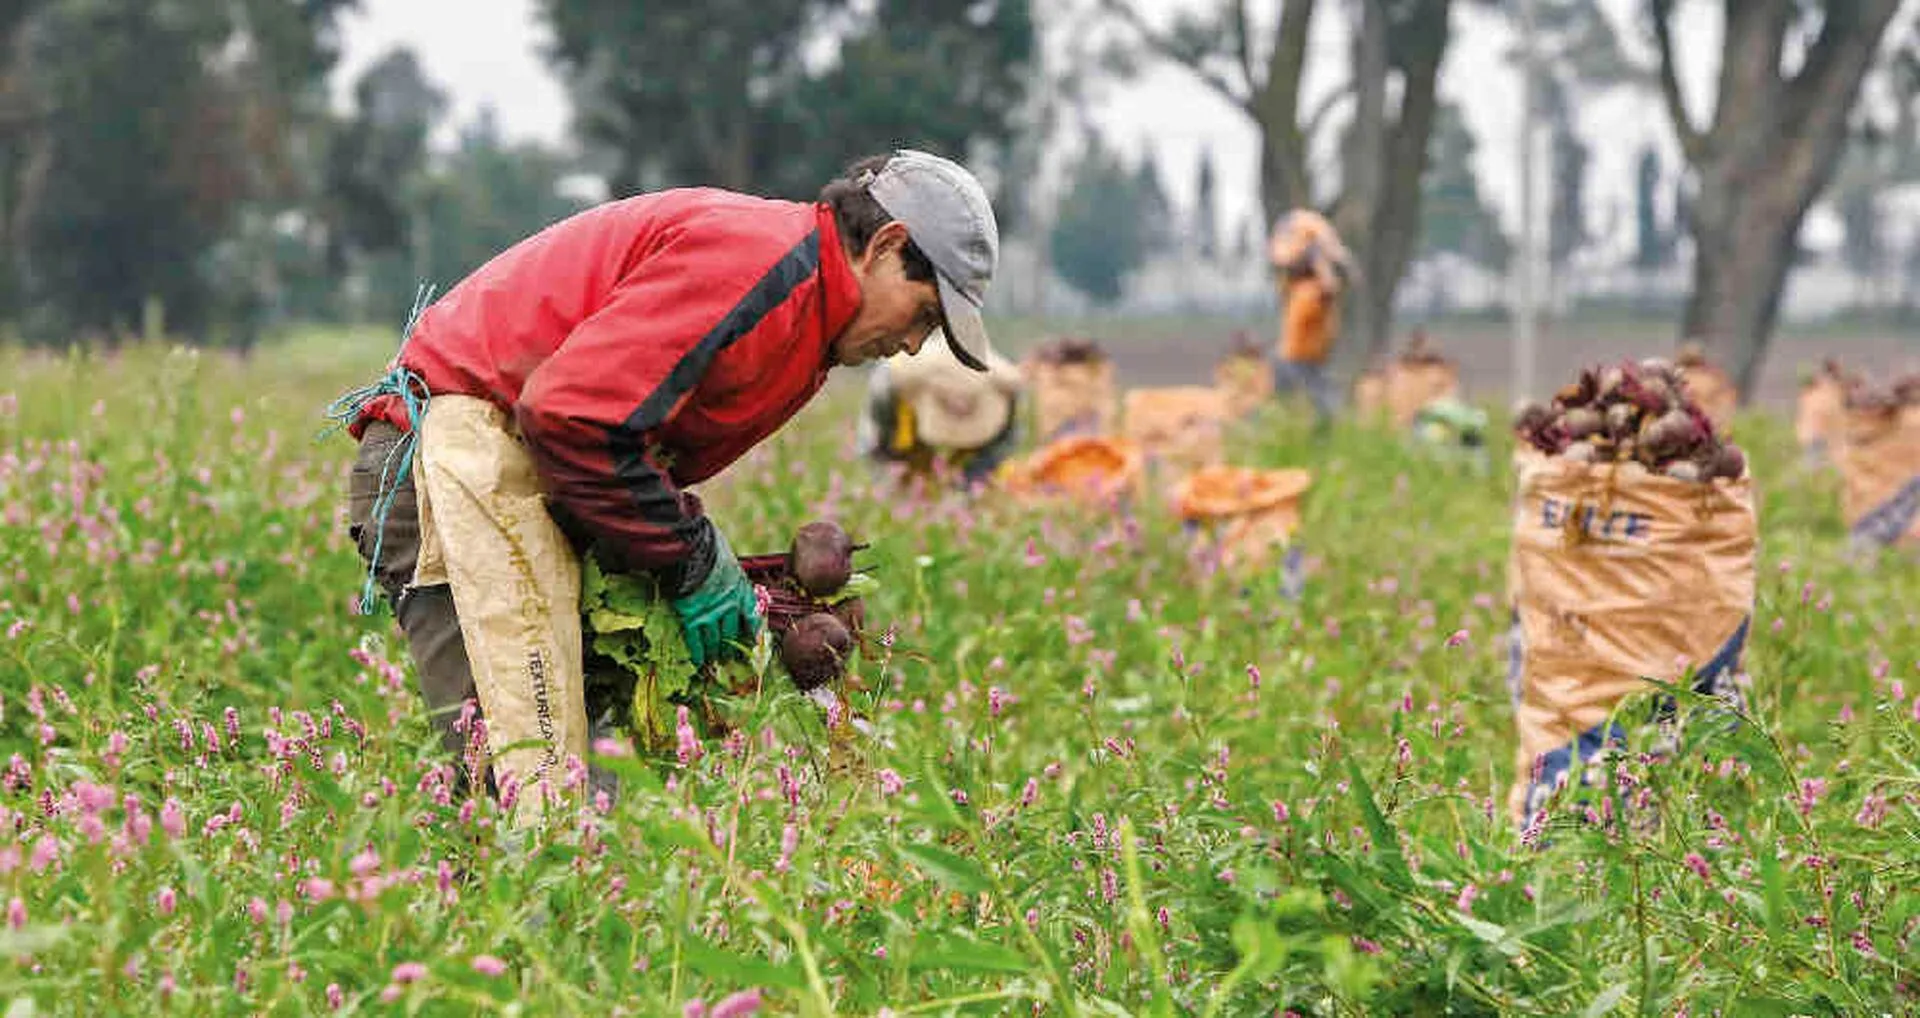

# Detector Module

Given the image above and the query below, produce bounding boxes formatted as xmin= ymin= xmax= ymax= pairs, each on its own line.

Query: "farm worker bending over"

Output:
xmin=858 ymin=328 xmax=1025 ymax=489
xmin=1268 ymin=208 xmax=1356 ymax=430
xmin=333 ymin=150 xmax=1001 ymax=818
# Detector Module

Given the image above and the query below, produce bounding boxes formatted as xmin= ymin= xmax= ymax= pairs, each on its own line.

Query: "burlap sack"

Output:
xmin=414 ymin=394 xmax=589 ymax=825
xmin=1384 ymin=361 xmax=1460 ymax=429
xmin=1679 ymin=365 xmax=1739 ymax=431
xmin=997 ymin=435 xmax=1144 ymax=508
xmin=1839 ymin=405 xmax=1920 ymax=548
xmin=1352 ymin=370 xmax=1388 ymax=423
xmin=1173 ymin=466 xmax=1312 ymax=573
xmin=1506 ymin=458 xmax=1756 ymax=823
xmin=1122 ymin=387 xmax=1227 ymax=474
xmin=1214 ymin=355 xmax=1273 ymax=418
xmin=1795 ymin=377 xmax=1845 ymax=461
xmin=1027 ymin=359 xmax=1118 ymax=442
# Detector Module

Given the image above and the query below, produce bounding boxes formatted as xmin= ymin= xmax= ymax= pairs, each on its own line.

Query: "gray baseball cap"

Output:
xmin=865 ymin=149 xmax=999 ymax=372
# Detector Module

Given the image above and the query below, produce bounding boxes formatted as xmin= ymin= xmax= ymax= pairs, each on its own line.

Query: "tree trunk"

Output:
xmin=1658 ymin=0 xmax=1903 ymax=398
xmin=1334 ymin=0 xmax=1451 ymax=369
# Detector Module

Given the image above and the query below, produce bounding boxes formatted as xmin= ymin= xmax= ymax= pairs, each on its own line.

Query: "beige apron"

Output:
xmin=412 ymin=395 xmax=589 ymax=825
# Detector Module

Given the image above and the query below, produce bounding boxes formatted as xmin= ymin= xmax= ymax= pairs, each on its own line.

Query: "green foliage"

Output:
xmin=538 ymin=0 xmax=1035 ymax=202
xmin=579 ymin=556 xmax=700 ymax=747
xmin=0 ymin=334 xmax=1916 ymax=1015
xmin=1420 ymin=102 xmax=1511 ymax=271
xmin=1049 ymin=136 xmax=1158 ymax=305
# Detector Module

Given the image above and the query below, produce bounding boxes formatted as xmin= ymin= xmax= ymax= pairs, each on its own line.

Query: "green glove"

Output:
xmin=670 ymin=527 xmax=763 ymax=668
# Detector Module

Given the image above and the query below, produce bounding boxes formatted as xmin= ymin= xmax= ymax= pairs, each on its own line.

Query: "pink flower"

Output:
xmin=876 ymin=769 xmax=903 ymax=796
xmin=1683 ymin=852 xmax=1711 ymax=882
xmin=391 ymin=962 xmax=426 ymax=984
xmin=325 ymin=983 xmax=343 ymax=1009
xmin=471 ymin=955 xmax=507 ymax=976
xmin=157 ymin=887 xmax=176 ymax=916
xmin=684 ymin=1002 xmax=708 ymax=1018
xmin=1445 ymin=629 xmax=1470 ymax=648
xmin=711 ymin=989 xmax=762 ymax=1018
xmin=1455 ymin=884 xmax=1479 ymax=912
xmin=1271 ymin=800 xmax=1291 ymax=823
xmin=160 ymin=798 xmax=186 ymax=839
xmin=675 ymin=706 xmax=703 ymax=765
xmin=7 ymin=898 xmax=24 ymax=930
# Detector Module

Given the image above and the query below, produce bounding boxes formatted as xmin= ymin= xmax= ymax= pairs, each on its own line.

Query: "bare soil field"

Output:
xmin=994 ymin=314 xmax=1919 ymax=412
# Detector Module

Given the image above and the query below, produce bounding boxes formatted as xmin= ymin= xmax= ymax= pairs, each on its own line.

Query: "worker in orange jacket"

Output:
xmin=1268 ymin=209 xmax=1355 ymax=429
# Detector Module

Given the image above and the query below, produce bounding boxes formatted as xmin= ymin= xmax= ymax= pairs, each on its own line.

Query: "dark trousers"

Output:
xmin=345 ymin=422 xmax=482 ymax=771
xmin=346 ymin=422 xmax=625 ymax=802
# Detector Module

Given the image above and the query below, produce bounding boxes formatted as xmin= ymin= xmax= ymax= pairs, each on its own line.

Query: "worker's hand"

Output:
xmin=670 ymin=527 xmax=763 ymax=668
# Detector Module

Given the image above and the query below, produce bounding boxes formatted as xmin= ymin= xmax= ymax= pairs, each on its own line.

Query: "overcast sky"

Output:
xmin=331 ymin=1 xmax=1898 ymax=258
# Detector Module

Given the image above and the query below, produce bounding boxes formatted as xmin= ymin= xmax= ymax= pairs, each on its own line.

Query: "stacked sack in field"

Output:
xmin=1213 ymin=331 xmax=1274 ymax=419
xmin=1024 ymin=337 xmax=1118 ymax=442
xmin=1355 ymin=330 xmax=1462 ymax=429
xmin=1505 ymin=357 xmax=1756 ymax=825
xmin=1122 ymin=386 xmax=1228 ymax=476
xmin=1837 ymin=373 xmax=1920 ymax=551
xmin=1794 ymin=359 xmax=1851 ymax=466
xmin=1674 ymin=340 xmax=1739 ymax=432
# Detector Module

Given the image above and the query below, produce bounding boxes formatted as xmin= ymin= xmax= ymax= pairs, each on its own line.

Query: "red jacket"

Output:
xmin=354 ymin=188 xmax=862 ymax=593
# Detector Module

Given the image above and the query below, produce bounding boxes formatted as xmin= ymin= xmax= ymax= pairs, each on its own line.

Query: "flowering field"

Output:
xmin=1 ymin=336 xmax=1915 ymax=1016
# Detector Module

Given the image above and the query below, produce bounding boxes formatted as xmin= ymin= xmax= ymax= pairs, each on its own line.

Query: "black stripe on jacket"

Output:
xmin=605 ymin=229 xmax=822 ymax=595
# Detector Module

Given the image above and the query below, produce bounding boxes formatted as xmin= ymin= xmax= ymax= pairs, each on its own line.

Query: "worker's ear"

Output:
xmin=854 ymin=222 xmax=912 ymax=275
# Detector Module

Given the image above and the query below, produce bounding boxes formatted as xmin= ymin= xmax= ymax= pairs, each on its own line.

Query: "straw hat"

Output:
xmin=886 ymin=330 xmax=1024 ymax=448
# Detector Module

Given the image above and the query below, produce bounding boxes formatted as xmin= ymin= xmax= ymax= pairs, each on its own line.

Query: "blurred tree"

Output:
xmin=411 ymin=108 xmax=588 ymax=292
xmin=1418 ymin=101 xmax=1510 ymax=272
xmin=1133 ymin=148 xmax=1174 ymax=254
xmin=5 ymin=0 xmax=353 ymax=342
xmin=539 ymin=0 xmax=1033 ymax=206
xmin=323 ymin=49 xmax=447 ymax=272
xmin=1050 ymin=134 xmax=1151 ymax=304
xmin=1645 ymin=0 xmax=1906 ymax=396
xmin=1630 ymin=146 xmax=1676 ymax=271
xmin=1098 ymin=0 xmax=1454 ymax=363
xmin=1192 ymin=144 xmax=1220 ymax=261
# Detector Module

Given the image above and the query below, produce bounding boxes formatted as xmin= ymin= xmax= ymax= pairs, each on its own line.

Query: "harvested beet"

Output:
xmin=1707 ymin=444 xmax=1746 ymax=480
xmin=779 ymin=612 xmax=853 ymax=690
xmin=1524 ymin=358 xmax=1746 ymax=484
xmin=789 ymin=521 xmax=855 ymax=597
xmin=1563 ymin=407 xmax=1603 ymax=441
xmin=1604 ymin=402 xmax=1638 ymax=441
xmin=1639 ymin=408 xmax=1702 ymax=462
xmin=828 ymin=596 xmax=866 ymax=636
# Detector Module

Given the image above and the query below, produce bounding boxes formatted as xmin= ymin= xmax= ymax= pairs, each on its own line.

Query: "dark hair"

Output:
xmin=820 ymin=153 xmax=937 ymax=283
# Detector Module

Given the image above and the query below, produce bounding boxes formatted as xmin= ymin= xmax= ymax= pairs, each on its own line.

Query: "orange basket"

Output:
xmin=1173 ymin=466 xmax=1313 ymax=521
xmin=998 ymin=435 xmax=1145 ymax=506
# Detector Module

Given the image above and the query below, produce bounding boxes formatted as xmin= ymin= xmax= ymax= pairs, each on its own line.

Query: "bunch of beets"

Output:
xmin=1842 ymin=372 xmax=1920 ymax=415
xmin=1030 ymin=336 xmax=1108 ymax=365
xmin=739 ymin=521 xmax=869 ymax=691
xmin=1223 ymin=330 xmax=1263 ymax=361
xmin=1514 ymin=358 xmax=1747 ymax=482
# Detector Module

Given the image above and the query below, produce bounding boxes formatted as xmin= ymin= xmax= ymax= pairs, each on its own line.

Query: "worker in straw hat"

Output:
xmin=1267 ymin=208 xmax=1356 ymax=431
xmin=859 ymin=328 xmax=1025 ymax=489
xmin=328 ymin=149 xmax=1001 ymax=818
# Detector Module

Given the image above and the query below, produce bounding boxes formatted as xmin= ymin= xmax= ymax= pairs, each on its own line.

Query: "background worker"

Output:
xmin=1267 ymin=208 xmax=1356 ymax=430
xmin=859 ymin=329 xmax=1025 ymax=489
xmin=335 ymin=149 xmax=1001 ymax=814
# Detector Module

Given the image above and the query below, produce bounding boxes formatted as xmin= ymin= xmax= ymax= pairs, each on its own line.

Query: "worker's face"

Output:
xmin=833 ymin=222 xmax=944 ymax=367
